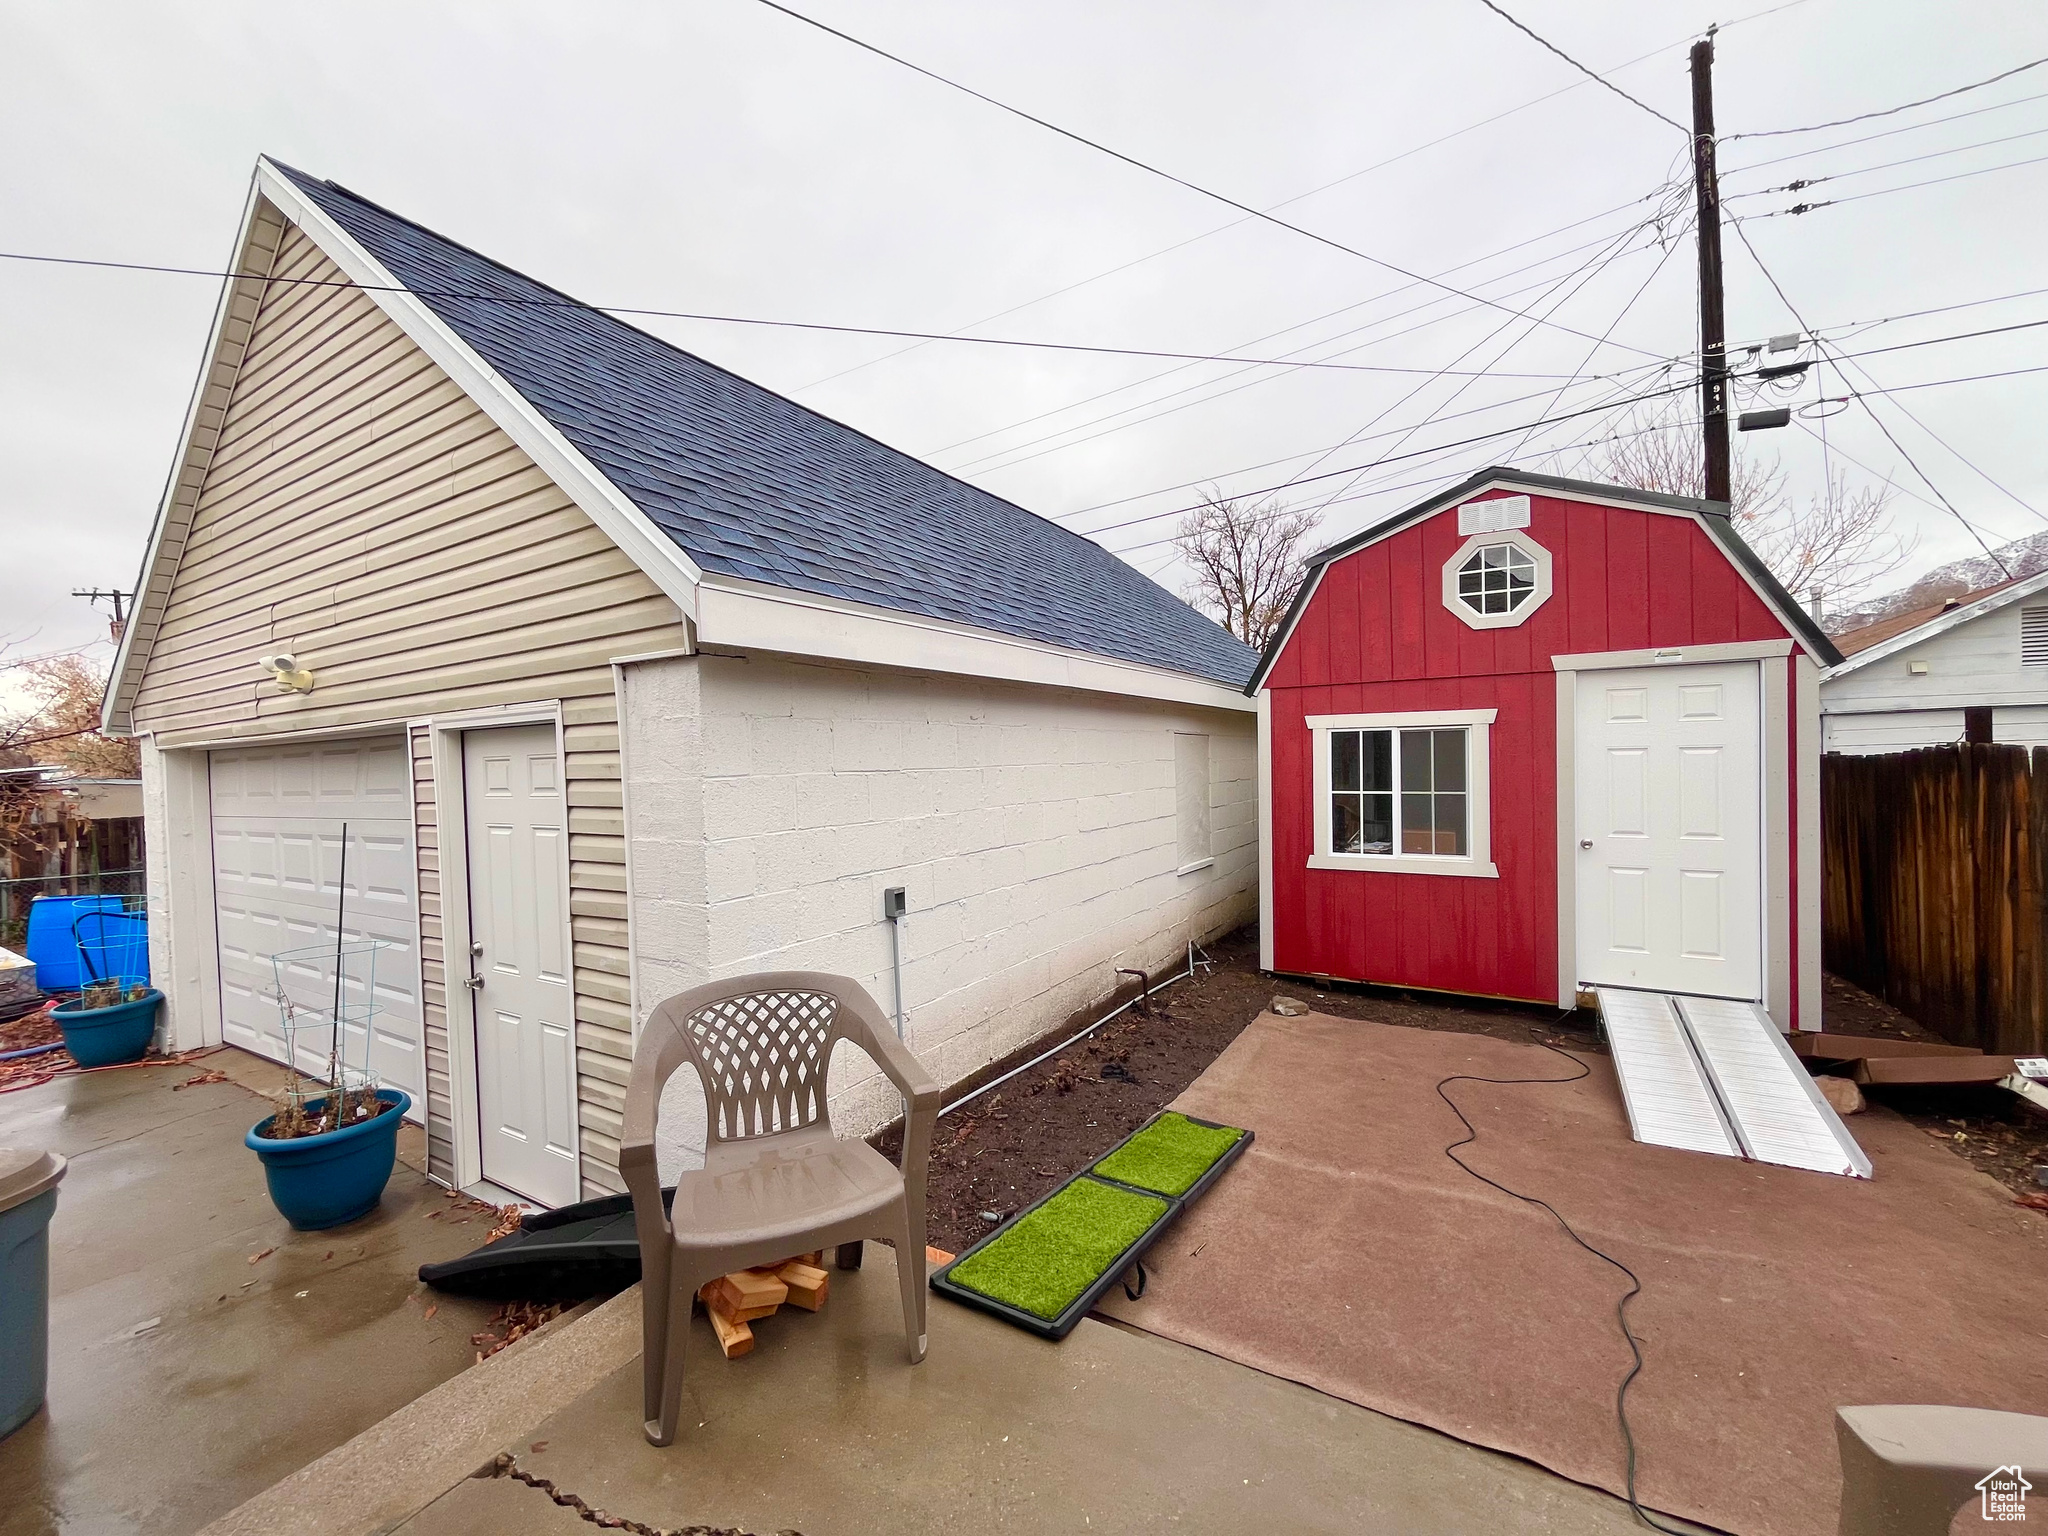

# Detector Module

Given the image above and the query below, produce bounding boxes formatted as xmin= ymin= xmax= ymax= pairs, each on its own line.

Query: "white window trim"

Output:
xmin=1305 ymin=708 xmax=1499 ymax=878
xmin=1442 ymin=529 xmax=1553 ymax=631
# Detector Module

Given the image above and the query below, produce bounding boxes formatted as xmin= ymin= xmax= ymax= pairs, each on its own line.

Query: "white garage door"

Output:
xmin=210 ymin=739 xmax=423 ymax=1104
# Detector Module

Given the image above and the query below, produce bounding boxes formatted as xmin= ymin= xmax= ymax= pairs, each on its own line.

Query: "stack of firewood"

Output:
xmin=697 ymin=1253 xmax=831 ymax=1358
xmin=696 ymin=1245 xmax=957 ymax=1358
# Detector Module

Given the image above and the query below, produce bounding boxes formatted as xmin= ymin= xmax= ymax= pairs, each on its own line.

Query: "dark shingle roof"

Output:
xmin=273 ymin=164 xmax=1257 ymax=689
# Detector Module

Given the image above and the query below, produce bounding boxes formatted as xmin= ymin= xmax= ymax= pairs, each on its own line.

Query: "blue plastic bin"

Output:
xmin=0 ymin=1149 xmax=66 ymax=1440
xmin=23 ymin=897 xmax=145 ymax=992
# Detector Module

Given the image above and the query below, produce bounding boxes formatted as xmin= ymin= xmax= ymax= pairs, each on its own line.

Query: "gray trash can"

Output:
xmin=0 ymin=1147 xmax=67 ymax=1440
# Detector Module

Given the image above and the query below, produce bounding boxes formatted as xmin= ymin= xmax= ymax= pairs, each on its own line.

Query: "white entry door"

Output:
xmin=210 ymin=739 xmax=422 ymax=1107
xmin=461 ymin=724 xmax=578 ymax=1206
xmin=1575 ymin=662 xmax=1764 ymax=1000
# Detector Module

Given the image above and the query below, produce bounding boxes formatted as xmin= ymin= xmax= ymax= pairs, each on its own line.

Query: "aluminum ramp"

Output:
xmin=1595 ymin=988 xmax=1871 ymax=1179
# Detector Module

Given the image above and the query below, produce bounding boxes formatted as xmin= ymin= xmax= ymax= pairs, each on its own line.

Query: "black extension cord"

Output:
xmin=1432 ymin=1021 xmax=1694 ymax=1536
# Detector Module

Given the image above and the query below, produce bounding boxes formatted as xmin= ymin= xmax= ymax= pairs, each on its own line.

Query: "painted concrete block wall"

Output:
xmin=621 ymin=653 xmax=1256 ymax=1178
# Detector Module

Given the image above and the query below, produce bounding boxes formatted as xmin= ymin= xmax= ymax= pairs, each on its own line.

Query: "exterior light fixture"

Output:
xmin=259 ymin=653 xmax=315 ymax=693
xmin=1738 ymin=408 xmax=1792 ymax=432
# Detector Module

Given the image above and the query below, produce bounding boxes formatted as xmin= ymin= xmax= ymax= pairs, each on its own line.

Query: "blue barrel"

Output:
xmin=23 ymin=897 xmax=138 ymax=991
xmin=0 ymin=1149 xmax=66 ymax=1440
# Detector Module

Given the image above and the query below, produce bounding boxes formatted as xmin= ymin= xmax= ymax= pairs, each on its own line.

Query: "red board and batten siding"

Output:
xmin=1264 ymin=491 xmax=1801 ymax=1007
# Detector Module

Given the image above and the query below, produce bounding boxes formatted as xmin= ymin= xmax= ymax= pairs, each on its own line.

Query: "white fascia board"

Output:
xmin=694 ymin=573 xmax=1256 ymax=713
xmin=104 ymin=176 xmax=280 ymax=737
xmin=251 ymin=159 xmax=702 ymax=621
xmin=1824 ymin=568 xmax=2048 ymax=679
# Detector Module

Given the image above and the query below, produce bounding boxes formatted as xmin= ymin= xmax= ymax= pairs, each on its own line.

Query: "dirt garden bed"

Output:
xmin=879 ymin=927 xmax=2048 ymax=1253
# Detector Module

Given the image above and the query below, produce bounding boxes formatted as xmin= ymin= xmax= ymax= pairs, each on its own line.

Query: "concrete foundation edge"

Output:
xmin=196 ymin=1286 xmax=645 ymax=1536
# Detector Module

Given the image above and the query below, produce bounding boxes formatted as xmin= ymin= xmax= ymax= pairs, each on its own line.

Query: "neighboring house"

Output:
xmin=1820 ymin=570 xmax=2048 ymax=753
xmin=1245 ymin=469 xmax=1842 ymax=1031
xmin=105 ymin=157 xmax=1259 ymax=1208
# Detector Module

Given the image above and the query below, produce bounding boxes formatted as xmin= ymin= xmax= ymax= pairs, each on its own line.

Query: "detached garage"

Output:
xmin=107 ymin=157 xmax=1258 ymax=1209
xmin=1247 ymin=468 xmax=1843 ymax=1031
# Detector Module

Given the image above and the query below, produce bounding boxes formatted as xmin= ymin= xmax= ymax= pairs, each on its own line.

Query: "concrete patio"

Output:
xmin=0 ymin=1048 xmax=502 ymax=1536
xmin=197 ymin=1244 xmax=1707 ymax=1536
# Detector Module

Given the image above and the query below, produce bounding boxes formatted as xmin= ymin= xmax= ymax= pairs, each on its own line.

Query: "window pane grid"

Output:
xmin=1456 ymin=543 xmax=1536 ymax=616
xmin=1329 ymin=727 xmax=1468 ymax=859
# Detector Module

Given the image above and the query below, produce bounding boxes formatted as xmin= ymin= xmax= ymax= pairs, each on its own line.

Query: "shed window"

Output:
xmin=1329 ymin=728 xmax=1467 ymax=856
xmin=1307 ymin=710 xmax=1499 ymax=878
xmin=1440 ymin=529 xmax=1552 ymax=631
xmin=1454 ymin=544 xmax=1537 ymax=616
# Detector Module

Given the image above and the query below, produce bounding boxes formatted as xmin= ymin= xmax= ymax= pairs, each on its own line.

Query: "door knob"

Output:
xmin=463 ymin=974 xmax=484 ymax=993
xmin=1580 ymin=839 xmax=1593 ymax=849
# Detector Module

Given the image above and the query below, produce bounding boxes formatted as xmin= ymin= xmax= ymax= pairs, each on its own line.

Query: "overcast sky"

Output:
xmin=5 ymin=0 xmax=2047 ymax=680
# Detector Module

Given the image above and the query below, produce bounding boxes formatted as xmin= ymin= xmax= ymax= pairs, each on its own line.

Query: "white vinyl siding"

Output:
xmin=129 ymin=219 xmax=687 ymax=1195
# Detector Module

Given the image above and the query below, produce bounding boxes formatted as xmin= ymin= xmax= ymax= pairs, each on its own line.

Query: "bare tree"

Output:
xmin=1175 ymin=492 xmax=1320 ymax=649
xmin=0 ymin=654 xmax=138 ymax=777
xmin=1587 ymin=418 xmax=1914 ymax=612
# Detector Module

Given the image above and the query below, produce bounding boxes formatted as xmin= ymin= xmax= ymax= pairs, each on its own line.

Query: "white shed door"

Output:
xmin=461 ymin=725 xmax=578 ymax=1207
xmin=210 ymin=739 xmax=423 ymax=1103
xmin=1575 ymin=662 xmax=1763 ymax=1001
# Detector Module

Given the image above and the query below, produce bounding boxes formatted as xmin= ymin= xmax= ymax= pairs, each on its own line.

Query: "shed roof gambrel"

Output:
xmin=1244 ymin=466 xmax=1843 ymax=695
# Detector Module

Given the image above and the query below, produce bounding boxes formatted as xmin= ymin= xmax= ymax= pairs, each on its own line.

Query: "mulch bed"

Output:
xmin=880 ymin=927 xmax=2048 ymax=1252
xmin=881 ymin=926 xmax=1593 ymax=1254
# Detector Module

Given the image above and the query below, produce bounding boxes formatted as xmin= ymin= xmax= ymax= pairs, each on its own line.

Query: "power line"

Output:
xmin=1724 ymin=122 xmax=2048 ymax=198
xmin=1727 ymin=56 xmax=2048 ymax=140
xmin=1721 ymin=88 xmax=2048 ymax=177
xmin=1292 ymin=216 xmax=1679 ymax=518
xmin=1472 ymin=0 xmax=1688 ymax=133
xmin=927 ymin=187 xmax=1678 ymax=466
xmin=790 ymin=0 xmax=1817 ymax=399
xmin=959 ymin=211 xmax=1677 ymax=483
xmin=741 ymin=0 xmax=1672 ymax=356
xmin=0 ymin=249 xmax=1594 ymax=380
xmin=1094 ymin=355 xmax=2048 ymax=557
xmin=1747 ymin=149 xmax=2048 ymax=218
xmin=1728 ymin=218 xmax=2015 ymax=575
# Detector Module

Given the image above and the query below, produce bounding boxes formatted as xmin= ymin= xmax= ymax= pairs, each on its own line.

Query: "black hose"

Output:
xmin=1433 ymin=1022 xmax=1692 ymax=1535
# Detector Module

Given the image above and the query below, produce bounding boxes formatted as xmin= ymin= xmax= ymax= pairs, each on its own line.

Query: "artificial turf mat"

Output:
xmin=1093 ymin=1111 xmax=1245 ymax=1197
xmin=946 ymin=1177 xmax=1169 ymax=1321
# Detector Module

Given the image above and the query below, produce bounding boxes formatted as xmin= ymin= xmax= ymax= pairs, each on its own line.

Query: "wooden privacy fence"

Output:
xmin=1823 ymin=743 xmax=2048 ymax=1056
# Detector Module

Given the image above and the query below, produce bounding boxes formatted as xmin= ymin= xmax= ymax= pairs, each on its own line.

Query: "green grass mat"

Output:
xmin=947 ymin=1177 xmax=1168 ymax=1321
xmin=1092 ymin=1111 xmax=1244 ymax=1197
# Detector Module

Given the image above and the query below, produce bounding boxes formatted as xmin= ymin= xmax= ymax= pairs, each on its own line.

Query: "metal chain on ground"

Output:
xmin=476 ymin=1451 xmax=802 ymax=1536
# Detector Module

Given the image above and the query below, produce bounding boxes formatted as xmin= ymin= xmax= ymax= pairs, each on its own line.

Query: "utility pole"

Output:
xmin=73 ymin=588 xmax=131 ymax=643
xmin=1690 ymin=33 xmax=1732 ymax=506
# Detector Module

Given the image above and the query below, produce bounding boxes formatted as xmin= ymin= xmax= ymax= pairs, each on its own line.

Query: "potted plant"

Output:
xmin=51 ymin=979 xmax=162 ymax=1068
xmin=245 ymin=824 xmax=408 ymax=1230
xmin=246 ymin=1061 xmax=409 ymax=1231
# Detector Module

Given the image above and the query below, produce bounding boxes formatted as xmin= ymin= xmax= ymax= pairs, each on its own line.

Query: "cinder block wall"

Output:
xmin=620 ymin=652 xmax=1256 ymax=1177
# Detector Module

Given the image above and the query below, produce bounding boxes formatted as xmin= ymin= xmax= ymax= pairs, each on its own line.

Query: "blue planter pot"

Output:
xmin=51 ymin=989 xmax=161 ymax=1068
xmin=246 ymin=1089 xmax=410 ymax=1231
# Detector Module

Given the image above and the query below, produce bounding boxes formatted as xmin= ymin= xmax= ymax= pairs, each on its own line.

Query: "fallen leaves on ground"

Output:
xmin=2015 ymin=1192 xmax=2048 ymax=1211
xmin=422 ymin=1303 xmax=438 ymax=1321
xmin=173 ymin=1067 xmax=230 ymax=1091
xmin=247 ymin=1247 xmax=275 ymax=1265
xmin=471 ymin=1300 xmax=564 ymax=1361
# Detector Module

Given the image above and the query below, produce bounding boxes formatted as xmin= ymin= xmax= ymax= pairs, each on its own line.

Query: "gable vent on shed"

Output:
xmin=2023 ymin=606 xmax=2048 ymax=668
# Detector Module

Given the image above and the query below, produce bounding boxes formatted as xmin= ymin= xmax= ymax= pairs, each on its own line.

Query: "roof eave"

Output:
xmin=1824 ymin=567 xmax=2048 ymax=678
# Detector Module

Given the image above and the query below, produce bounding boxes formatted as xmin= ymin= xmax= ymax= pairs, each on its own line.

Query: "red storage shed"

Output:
xmin=1248 ymin=469 xmax=1844 ymax=1030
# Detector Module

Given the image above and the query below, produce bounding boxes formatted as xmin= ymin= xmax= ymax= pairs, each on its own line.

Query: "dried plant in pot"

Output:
xmin=51 ymin=979 xmax=161 ymax=1068
xmin=246 ymin=926 xmax=409 ymax=1231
